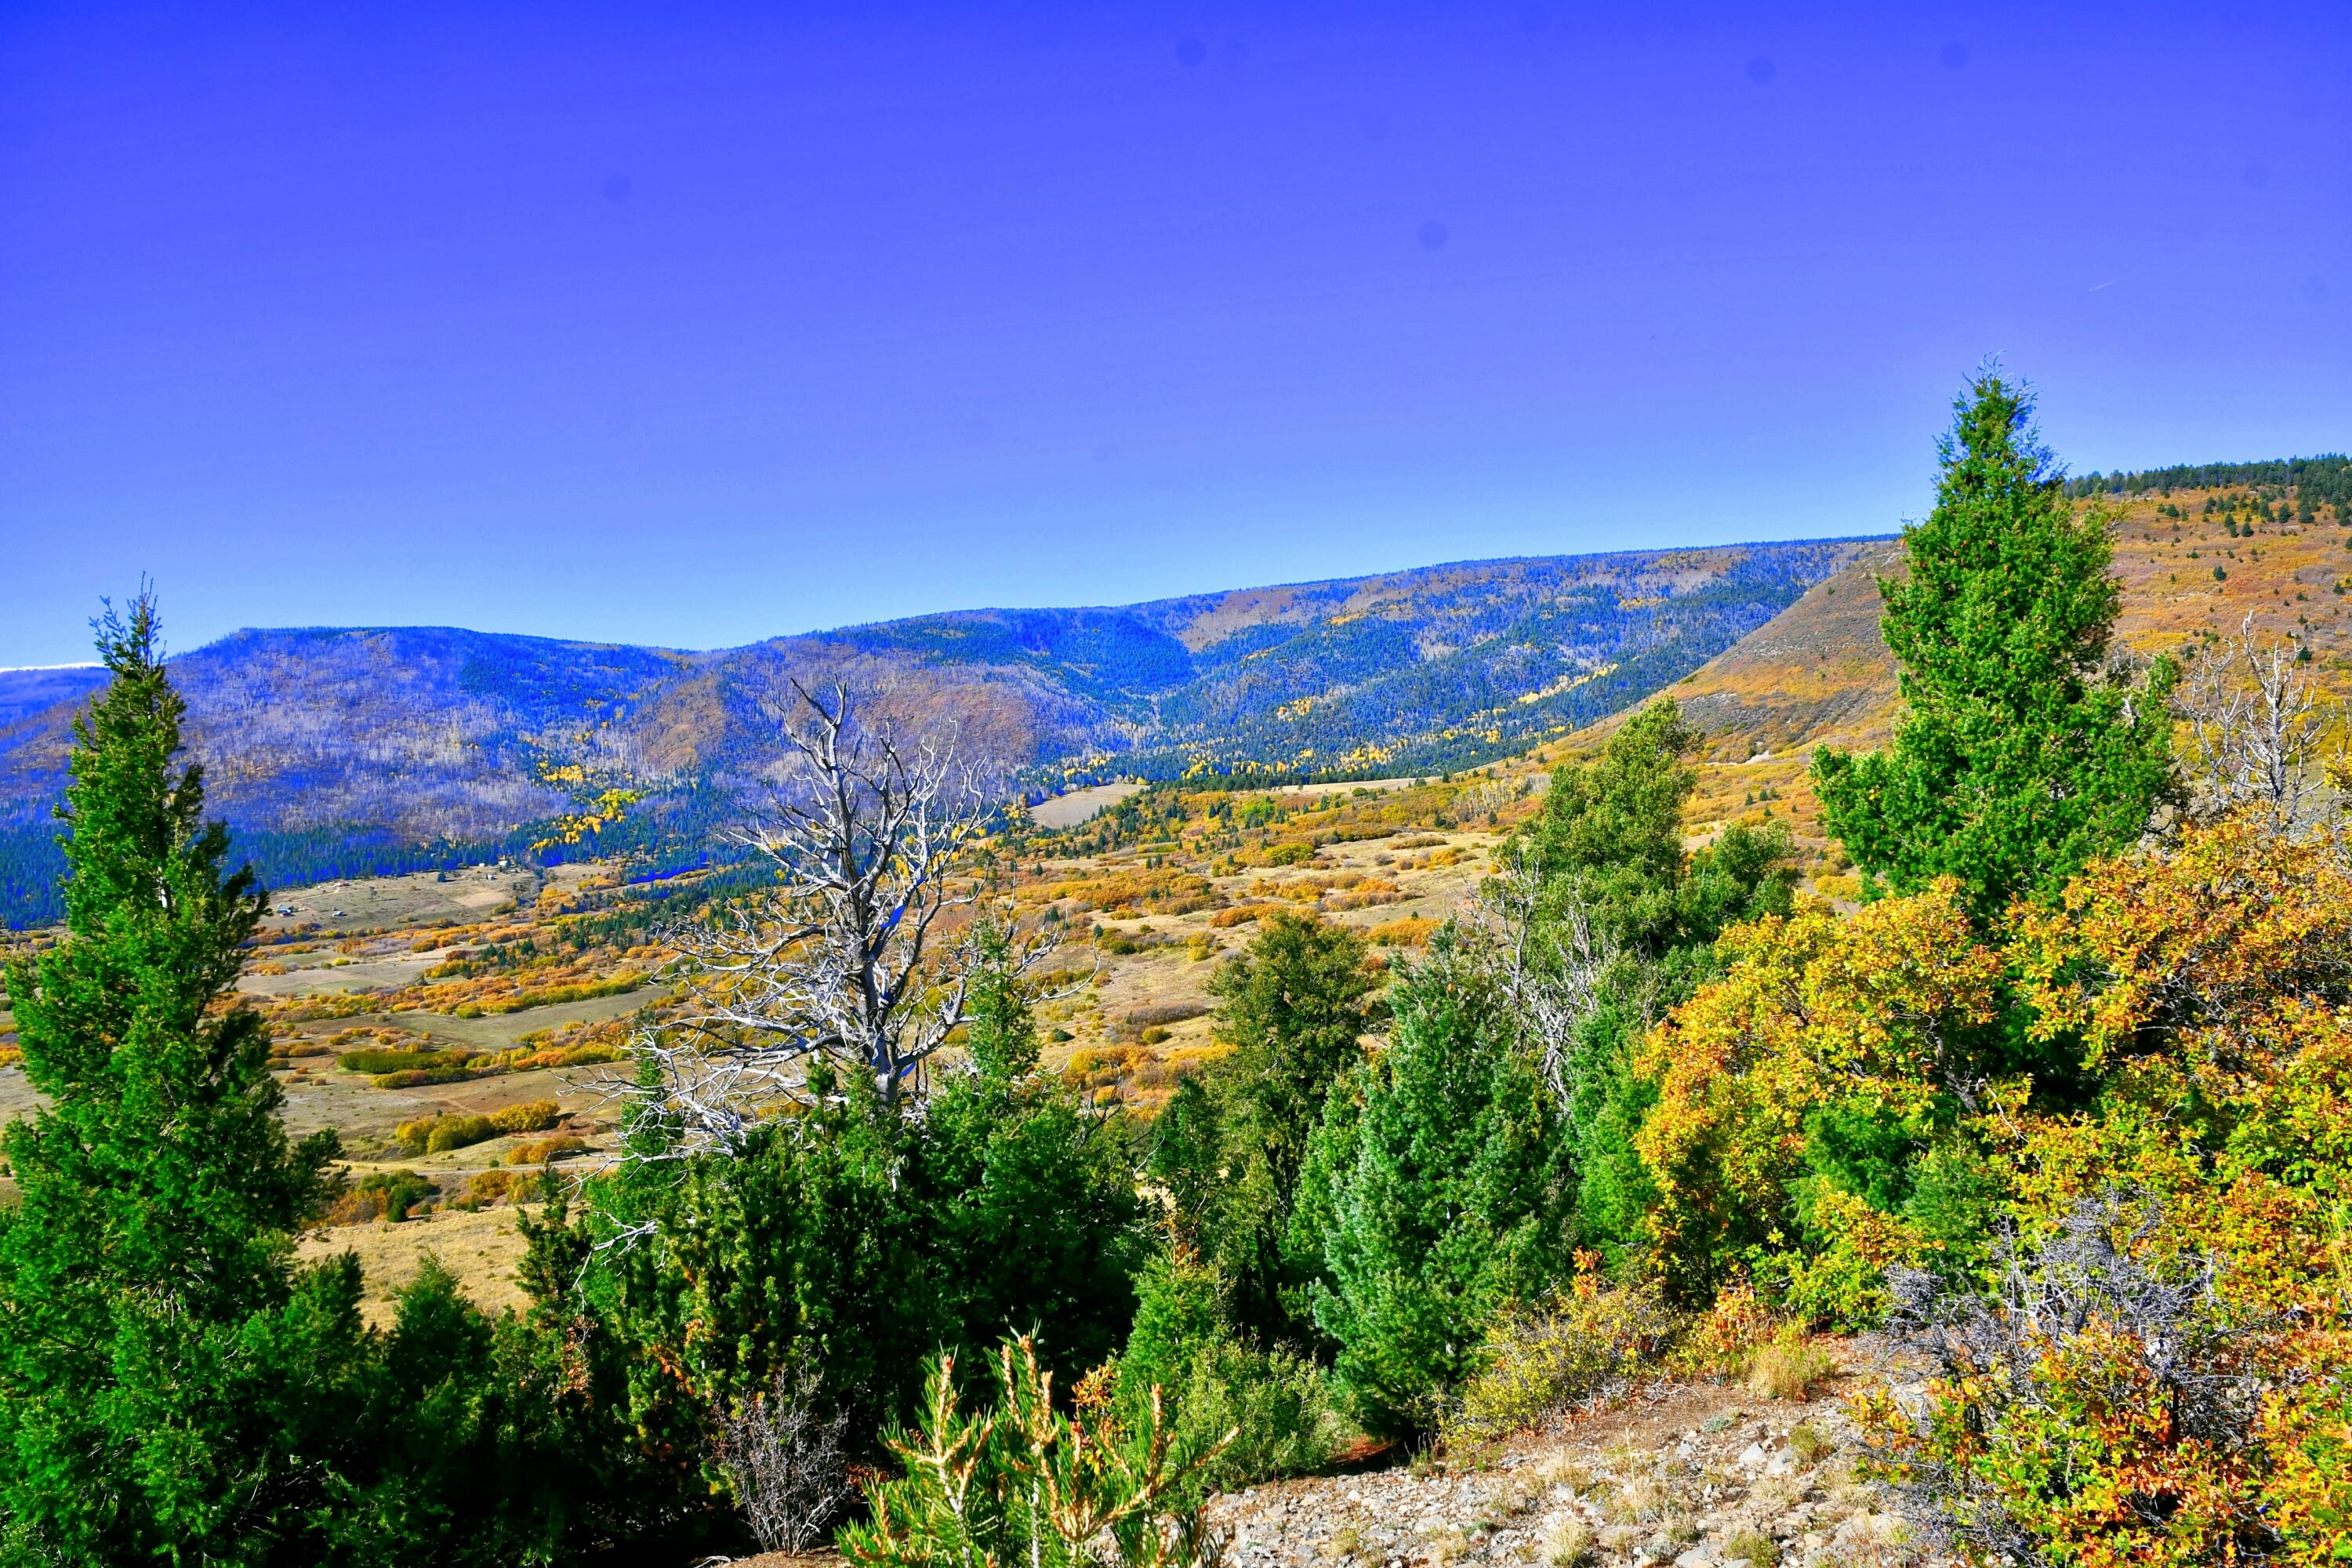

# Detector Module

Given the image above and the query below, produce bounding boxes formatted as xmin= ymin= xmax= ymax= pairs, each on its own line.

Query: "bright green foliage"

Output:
xmin=1207 ymin=911 xmax=1382 ymax=1208
xmin=1144 ymin=913 xmax=1380 ymax=1346
xmin=1813 ymin=372 xmax=2177 ymax=918
xmin=1526 ymin=700 xmax=1697 ymax=952
xmin=924 ymin=1052 xmax=1147 ymax=1377
xmin=1526 ymin=699 xmax=1795 ymax=964
xmin=1519 ymin=697 xmax=1795 ymax=1262
xmin=840 ymin=1335 xmax=1227 ymax=1568
xmin=1308 ymin=936 xmax=1573 ymax=1436
xmin=1114 ymin=1250 xmax=1341 ymax=1490
xmin=964 ymin=916 xmax=1041 ymax=1081
xmin=566 ymin=966 xmax=1144 ymax=1479
xmin=0 ymin=596 xmax=365 ymax=1563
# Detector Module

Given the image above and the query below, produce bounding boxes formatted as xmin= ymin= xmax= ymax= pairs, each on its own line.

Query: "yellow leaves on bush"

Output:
xmin=1678 ymin=1279 xmax=1774 ymax=1376
xmin=507 ymin=1134 xmax=590 ymax=1166
xmin=1443 ymin=1278 xmax=1683 ymax=1446
xmin=1778 ymin=1187 xmax=1926 ymax=1327
xmin=2014 ymin=815 xmax=2352 ymax=1074
xmin=1039 ymin=867 xmax=1218 ymax=916
xmin=489 ymin=1099 xmax=561 ymax=1135
xmin=394 ymin=1112 xmax=498 ymax=1155
xmin=1367 ymin=916 xmax=1439 ymax=948
xmin=2259 ymin=1366 xmax=2352 ymax=1562
xmin=1635 ymin=883 xmax=2001 ymax=1290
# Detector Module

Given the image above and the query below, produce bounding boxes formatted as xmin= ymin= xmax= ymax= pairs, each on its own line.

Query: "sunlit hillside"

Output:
xmin=0 ymin=539 xmax=1866 ymax=926
xmin=1533 ymin=460 xmax=2352 ymax=887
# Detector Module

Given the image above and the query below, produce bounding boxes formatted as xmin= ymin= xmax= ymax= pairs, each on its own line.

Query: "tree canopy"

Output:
xmin=1813 ymin=371 xmax=2177 ymax=917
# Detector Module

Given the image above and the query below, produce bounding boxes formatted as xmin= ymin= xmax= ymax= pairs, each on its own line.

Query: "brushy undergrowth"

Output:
xmin=1443 ymin=1272 xmax=1684 ymax=1446
xmin=839 ymin=1335 xmax=1229 ymax=1568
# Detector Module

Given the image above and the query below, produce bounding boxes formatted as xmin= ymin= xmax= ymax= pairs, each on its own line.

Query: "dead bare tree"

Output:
xmin=637 ymin=682 xmax=1049 ymax=1154
xmin=1461 ymin=844 xmax=1614 ymax=1126
xmin=2179 ymin=614 xmax=2335 ymax=834
xmin=711 ymin=1365 xmax=854 ymax=1555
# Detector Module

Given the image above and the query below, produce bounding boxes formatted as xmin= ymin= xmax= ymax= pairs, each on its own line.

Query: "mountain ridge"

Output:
xmin=0 ymin=536 xmax=1877 ymax=923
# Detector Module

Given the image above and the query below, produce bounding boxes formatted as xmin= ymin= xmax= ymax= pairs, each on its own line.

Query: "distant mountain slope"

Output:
xmin=0 ymin=539 xmax=1870 ymax=923
xmin=0 ymin=666 xmax=107 ymax=731
xmin=1551 ymin=465 xmax=2352 ymax=872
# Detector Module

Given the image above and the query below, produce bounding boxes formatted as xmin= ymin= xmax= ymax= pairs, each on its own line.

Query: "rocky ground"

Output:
xmin=1204 ymin=1363 xmax=1949 ymax=1568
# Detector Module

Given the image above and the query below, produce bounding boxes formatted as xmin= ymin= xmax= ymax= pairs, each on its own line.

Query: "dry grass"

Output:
xmin=1746 ymin=1329 xmax=1838 ymax=1401
xmin=1539 ymin=1516 xmax=1594 ymax=1565
xmin=297 ymin=1205 xmax=533 ymax=1326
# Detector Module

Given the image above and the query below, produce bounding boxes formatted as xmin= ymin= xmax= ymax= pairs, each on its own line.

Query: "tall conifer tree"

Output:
xmin=0 ymin=593 xmax=364 ymax=1561
xmin=1813 ymin=372 xmax=2176 ymax=918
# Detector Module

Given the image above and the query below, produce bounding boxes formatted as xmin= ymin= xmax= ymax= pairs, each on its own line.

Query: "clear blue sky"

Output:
xmin=3 ymin=2 xmax=2346 ymax=666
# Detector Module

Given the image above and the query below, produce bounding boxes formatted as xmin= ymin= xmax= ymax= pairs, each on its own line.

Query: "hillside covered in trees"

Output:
xmin=0 ymin=540 xmax=1867 ymax=925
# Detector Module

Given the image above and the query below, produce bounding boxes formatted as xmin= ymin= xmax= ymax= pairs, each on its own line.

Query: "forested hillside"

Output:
xmin=0 ymin=540 xmax=1864 ymax=925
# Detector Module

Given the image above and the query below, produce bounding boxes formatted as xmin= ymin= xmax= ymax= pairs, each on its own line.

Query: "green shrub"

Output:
xmin=1444 ymin=1281 xmax=1682 ymax=1446
xmin=1788 ymin=1423 xmax=1831 ymax=1466
xmin=326 ymin=1169 xmax=437 ymax=1224
xmin=1116 ymin=1251 xmax=1345 ymax=1492
xmin=1311 ymin=935 xmax=1573 ymax=1439
xmin=840 ymin=1336 xmax=1226 ymax=1568
xmin=339 ymin=1047 xmax=470 ymax=1075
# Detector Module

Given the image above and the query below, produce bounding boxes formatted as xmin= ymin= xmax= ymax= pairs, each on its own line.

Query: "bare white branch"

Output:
xmin=1462 ymin=844 xmax=1614 ymax=1124
xmin=2178 ymin=614 xmax=2335 ymax=835
xmin=619 ymin=683 xmax=1018 ymax=1164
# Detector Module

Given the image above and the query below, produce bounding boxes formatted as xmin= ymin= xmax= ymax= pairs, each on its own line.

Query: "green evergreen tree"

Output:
xmin=1813 ymin=372 xmax=2178 ymax=917
xmin=962 ymin=916 xmax=1041 ymax=1083
xmin=0 ymin=593 xmax=365 ymax=1561
xmin=1517 ymin=696 xmax=1795 ymax=1262
xmin=1204 ymin=911 xmax=1380 ymax=1230
xmin=1308 ymin=937 xmax=1570 ymax=1437
xmin=1529 ymin=698 xmax=1795 ymax=964
xmin=1143 ymin=913 xmax=1379 ymax=1346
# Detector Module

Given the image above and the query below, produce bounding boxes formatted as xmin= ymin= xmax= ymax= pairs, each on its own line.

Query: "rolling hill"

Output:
xmin=0 ymin=538 xmax=1871 ymax=924
xmin=1564 ymin=457 xmax=2352 ymax=869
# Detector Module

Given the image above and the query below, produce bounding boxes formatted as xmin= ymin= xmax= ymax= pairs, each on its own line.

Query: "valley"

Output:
xmin=2 ymin=453 xmax=2347 ymax=1566
xmin=7 ymin=469 xmax=2349 ymax=1327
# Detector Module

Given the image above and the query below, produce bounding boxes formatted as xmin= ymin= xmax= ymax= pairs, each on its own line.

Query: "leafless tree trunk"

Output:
xmin=2179 ymin=614 xmax=2334 ymax=834
xmin=1462 ymin=845 xmax=1613 ymax=1123
xmin=712 ymin=1366 xmax=854 ymax=1555
xmin=622 ymin=683 xmax=1062 ymax=1163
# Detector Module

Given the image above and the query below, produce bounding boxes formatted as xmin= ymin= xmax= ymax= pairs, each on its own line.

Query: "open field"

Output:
xmin=1028 ymin=780 xmax=1147 ymax=827
xmin=2 ymin=779 xmax=1516 ymax=1315
xmin=296 ymin=1204 xmax=535 ymax=1326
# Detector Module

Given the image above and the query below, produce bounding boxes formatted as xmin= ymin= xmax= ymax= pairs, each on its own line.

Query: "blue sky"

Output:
xmin=3 ymin=1 xmax=2346 ymax=666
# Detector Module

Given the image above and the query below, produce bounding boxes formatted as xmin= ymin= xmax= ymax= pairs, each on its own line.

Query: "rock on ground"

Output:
xmin=1204 ymin=1373 xmax=1952 ymax=1568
